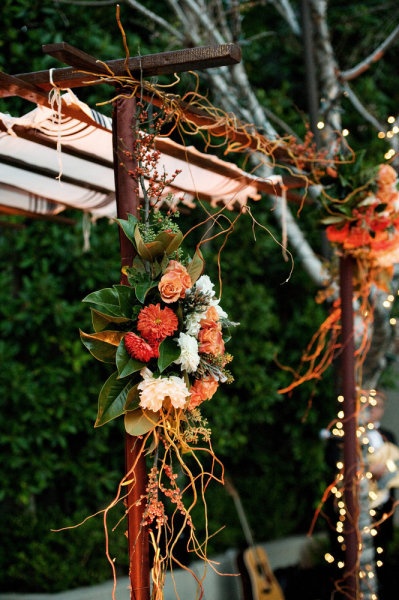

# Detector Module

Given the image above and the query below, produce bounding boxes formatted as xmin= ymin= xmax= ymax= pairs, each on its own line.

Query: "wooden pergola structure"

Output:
xmin=0 ymin=42 xmax=359 ymax=599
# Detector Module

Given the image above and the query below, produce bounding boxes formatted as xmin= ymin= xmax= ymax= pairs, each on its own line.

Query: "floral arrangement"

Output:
xmin=321 ymin=161 xmax=399 ymax=276
xmin=80 ymin=209 xmax=237 ymax=593
xmin=279 ymin=158 xmax=399 ymax=395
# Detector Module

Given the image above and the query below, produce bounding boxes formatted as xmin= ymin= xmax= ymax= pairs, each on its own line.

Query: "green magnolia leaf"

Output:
xmin=124 ymin=383 xmax=141 ymax=411
xmin=124 ymin=408 xmax=159 ymax=435
xmin=187 ymin=248 xmax=205 ymax=285
xmin=80 ymin=329 xmax=125 ymax=363
xmin=116 ymin=340 xmax=145 ymax=378
xmin=83 ymin=285 xmax=136 ymax=319
xmin=145 ymin=240 xmax=165 ymax=260
xmin=131 ymin=256 xmax=147 ymax=274
xmin=135 ymin=280 xmax=158 ymax=304
xmin=95 ymin=372 xmax=134 ymax=427
xmin=82 ymin=287 xmax=124 ymax=317
xmin=155 ymin=230 xmax=183 ymax=255
xmin=320 ymin=216 xmax=347 ymax=225
xmin=114 ymin=285 xmax=137 ymax=317
xmin=158 ymin=337 xmax=180 ymax=373
xmin=116 ymin=214 xmax=139 ymax=245
xmin=91 ymin=308 xmax=132 ymax=332
xmin=134 ymin=226 xmax=154 ymax=261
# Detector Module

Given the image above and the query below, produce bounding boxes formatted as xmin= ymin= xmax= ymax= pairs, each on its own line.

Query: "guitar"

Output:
xmin=225 ymin=477 xmax=285 ymax=600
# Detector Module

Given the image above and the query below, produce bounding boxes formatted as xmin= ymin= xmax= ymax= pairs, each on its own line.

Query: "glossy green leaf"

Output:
xmin=95 ymin=372 xmax=133 ymax=427
xmin=80 ymin=329 xmax=124 ymax=363
xmin=82 ymin=287 xmax=124 ymax=317
xmin=83 ymin=285 xmax=136 ymax=319
xmin=124 ymin=408 xmax=159 ymax=436
xmin=320 ymin=216 xmax=347 ymax=225
xmin=134 ymin=226 xmax=154 ymax=261
xmin=116 ymin=340 xmax=145 ymax=378
xmin=124 ymin=383 xmax=141 ymax=411
xmin=135 ymin=280 xmax=158 ymax=304
xmin=116 ymin=214 xmax=139 ymax=245
xmin=158 ymin=337 xmax=180 ymax=373
xmin=156 ymin=230 xmax=183 ymax=255
xmin=187 ymin=248 xmax=205 ymax=285
xmin=113 ymin=285 xmax=137 ymax=317
xmin=91 ymin=308 xmax=132 ymax=332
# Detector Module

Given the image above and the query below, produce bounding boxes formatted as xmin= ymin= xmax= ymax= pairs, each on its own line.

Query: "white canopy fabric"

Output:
xmin=0 ymin=92 xmax=285 ymax=220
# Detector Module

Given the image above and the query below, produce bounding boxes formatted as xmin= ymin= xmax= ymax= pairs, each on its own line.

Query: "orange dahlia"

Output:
xmin=137 ymin=303 xmax=179 ymax=343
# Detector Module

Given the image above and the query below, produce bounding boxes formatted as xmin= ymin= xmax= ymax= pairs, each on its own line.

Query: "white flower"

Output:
xmin=184 ymin=311 xmax=203 ymax=336
xmin=195 ymin=274 xmax=215 ymax=298
xmin=212 ymin=302 xmax=228 ymax=320
xmin=195 ymin=275 xmax=228 ymax=319
xmin=174 ymin=332 xmax=200 ymax=373
xmin=138 ymin=367 xmax=190 ymax=411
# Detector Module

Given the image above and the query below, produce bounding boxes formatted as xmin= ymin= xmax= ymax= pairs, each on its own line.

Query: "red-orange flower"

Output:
xmin=137 ymin=303 xmax=179 ymax=343
xmin=187 ymin=377 xmax=219 ymax=410
xmin=158 ymin=260 xmax=192 ymax=303
xmin=124 ymin=332 xmax=156 ymax=362
xmin=326 ymin=222 xmax=350 ymax=244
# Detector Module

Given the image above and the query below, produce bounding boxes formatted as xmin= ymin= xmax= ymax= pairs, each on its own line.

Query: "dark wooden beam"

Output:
xmin=15 ymin=43 xmax=241 ymax=92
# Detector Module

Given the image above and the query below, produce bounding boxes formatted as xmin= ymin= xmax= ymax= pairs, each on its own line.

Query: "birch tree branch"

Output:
xmin=124 ymin=0 xmax=185 ymax=42
xmin=341 ymin=81 xmax=386 ymax=132
xmin=340 ymin=23 xmax=399 ymax=81
xmin=271 ymin=0 xmax=301 ymax=35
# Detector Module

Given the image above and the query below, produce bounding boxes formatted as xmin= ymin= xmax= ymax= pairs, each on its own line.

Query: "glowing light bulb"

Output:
xmin=324 ymin=553 xmax=334 ymax=563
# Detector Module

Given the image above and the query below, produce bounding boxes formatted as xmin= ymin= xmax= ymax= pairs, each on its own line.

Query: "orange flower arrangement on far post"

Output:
xmin=279 ymin=160 xmax=399 ymax=395
xmin=324 ymin=163 xmax=399 ymax=277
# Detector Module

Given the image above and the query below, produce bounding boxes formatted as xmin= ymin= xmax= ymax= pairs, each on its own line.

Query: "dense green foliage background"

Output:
xmin=1 ymin=0 xmax=398 ymax=592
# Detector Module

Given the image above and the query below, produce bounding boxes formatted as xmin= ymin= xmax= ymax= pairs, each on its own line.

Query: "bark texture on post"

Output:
xmin=339 ymin=255 xmax=359 ymax=599
xmin=112 ymin=95 xmax=151 ymax=600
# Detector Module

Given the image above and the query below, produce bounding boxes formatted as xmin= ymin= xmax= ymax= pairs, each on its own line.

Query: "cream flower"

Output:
xmin=184 ymin=311 xmax=203 ymax=337
xmin=174 ymin=332 xmax=200 ymax=373
xmin=138 ymin=367 xmax=190 ymax=411
xmin=194 ymin=275 xmax=228 ymax=319
xmin=195 ymin=275 xmax=215 ymax=298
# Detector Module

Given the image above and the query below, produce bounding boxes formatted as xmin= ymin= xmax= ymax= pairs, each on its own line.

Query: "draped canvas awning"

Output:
xmin=0 ymin=92 xmax=294 ymax=221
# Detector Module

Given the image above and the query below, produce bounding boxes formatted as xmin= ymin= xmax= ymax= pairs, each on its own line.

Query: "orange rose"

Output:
xmin=198 ymin=318 xmax=225 ymax=355
xmin=205 ymin=305 xmax=219 ymax=322
xmin=187 ymin=377 xmax=219 ymax=410
xmin=158 ymin=260 xmax=192 ymax=304
xmin=378 ymin=164 xmax=397 ymax=188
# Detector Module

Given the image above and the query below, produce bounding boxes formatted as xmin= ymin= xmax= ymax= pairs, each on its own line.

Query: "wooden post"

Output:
xmin=339 ymin=255 xmax=359 ymax=599
xmin=112 ymin=94 xmax=150 ymax=600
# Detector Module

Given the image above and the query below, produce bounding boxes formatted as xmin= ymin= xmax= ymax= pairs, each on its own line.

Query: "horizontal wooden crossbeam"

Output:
xmin=14 ymin=42 xmax=242 ymax=91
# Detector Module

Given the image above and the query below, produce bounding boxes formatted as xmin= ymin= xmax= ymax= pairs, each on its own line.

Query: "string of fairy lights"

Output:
xmin=316 ymin=114 xmax=399 ymax=162
xmin=321 ymin=287 xmax=399 ymax=598
xmin=324 ymin=390 xmax=383 ymax=599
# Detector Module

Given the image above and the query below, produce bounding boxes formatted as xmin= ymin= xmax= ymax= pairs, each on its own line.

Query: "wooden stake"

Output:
xmin=340 ymin=255 xmax=359 ymax=599
xmin=112 ymin=94 xmax=150 ymax=600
